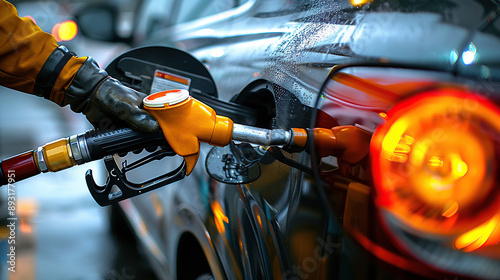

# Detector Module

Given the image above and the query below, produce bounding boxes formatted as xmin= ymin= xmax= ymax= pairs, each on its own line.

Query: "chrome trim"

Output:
xmin=69 ymin=135 xmax=83 ymax=164
xmin=77 ymin=133 xmax=92 ymax=163
xmin=35 ymin=147 xmax=48 ymax=173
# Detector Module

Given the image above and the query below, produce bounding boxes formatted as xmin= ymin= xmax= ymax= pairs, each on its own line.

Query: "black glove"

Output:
xmin=64 ymin=57 xmax=159 ymax=133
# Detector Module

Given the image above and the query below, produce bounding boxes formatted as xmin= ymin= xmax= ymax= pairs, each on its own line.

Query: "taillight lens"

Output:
xmin=371 ymin=88 xmax=500 ymax=253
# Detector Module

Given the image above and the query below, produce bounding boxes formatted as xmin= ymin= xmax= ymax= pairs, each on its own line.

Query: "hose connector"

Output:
xmin=34 ymin=138 xmax=76 ymax=172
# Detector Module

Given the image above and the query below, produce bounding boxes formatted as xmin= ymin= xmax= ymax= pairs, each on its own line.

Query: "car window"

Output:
xmin=175 ymin=0 xmax=248 ymax=24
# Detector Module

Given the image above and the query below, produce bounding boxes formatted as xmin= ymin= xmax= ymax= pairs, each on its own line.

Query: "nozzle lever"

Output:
xmin=86 ymin=149 xmax=186 ymax=206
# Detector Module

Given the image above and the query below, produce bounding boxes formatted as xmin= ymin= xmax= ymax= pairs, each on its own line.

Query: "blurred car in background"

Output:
xmin=12 ymin=0 xmax=79 ymax=42
xmin=74 ymin=0 xmax=500 ymax=279
xmin=10 ymin=0 xmax=136 ymax=65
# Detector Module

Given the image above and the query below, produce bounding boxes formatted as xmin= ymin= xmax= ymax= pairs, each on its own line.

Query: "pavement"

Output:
xmin=0 ymin=87 xmax=157 ymax=280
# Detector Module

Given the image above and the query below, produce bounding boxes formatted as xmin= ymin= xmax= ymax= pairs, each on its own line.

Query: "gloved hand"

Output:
xmin=64 ymin=58 xmax=159 ymax=133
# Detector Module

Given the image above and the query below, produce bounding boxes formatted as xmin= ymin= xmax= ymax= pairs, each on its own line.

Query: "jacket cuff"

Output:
xmin=64 ymin=57 xmax=108 ymax=113
xmin=34 ymin=45 xmax=76 ymax=99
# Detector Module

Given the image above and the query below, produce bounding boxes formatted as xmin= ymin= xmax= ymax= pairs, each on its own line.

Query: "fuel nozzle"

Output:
xmin=144 ymin=89 xmax=372 ymax=176
xmin=0 ymin=89 xmax=371 ymax=206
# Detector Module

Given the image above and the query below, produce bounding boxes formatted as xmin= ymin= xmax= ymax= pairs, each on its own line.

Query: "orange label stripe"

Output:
xmin=155 ymin=71 xmax=190 ymax=86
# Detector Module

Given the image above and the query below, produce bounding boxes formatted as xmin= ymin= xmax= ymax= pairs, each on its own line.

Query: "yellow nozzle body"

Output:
xmin=144 ymin=90 xmax=233 ymax=175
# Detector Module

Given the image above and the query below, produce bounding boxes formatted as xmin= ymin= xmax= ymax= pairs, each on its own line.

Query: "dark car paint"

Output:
xmin=113 ymin=0 xmax=500 ymax=279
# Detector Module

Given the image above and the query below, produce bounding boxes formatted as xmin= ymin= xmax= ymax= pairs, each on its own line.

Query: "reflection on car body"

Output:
xmin=77 ymin=0 xmax=500 ymax=279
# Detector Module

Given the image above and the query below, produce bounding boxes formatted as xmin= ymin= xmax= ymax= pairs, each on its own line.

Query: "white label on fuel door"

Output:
xmin=150 ymin=70 xmax=191 ymax=94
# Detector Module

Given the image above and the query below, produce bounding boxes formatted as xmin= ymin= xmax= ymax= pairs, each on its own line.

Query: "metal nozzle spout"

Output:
xmin=232 ymin=124 xmax=292 ymax=146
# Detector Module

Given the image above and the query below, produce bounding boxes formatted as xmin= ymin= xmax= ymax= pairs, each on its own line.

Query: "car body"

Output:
xmin=77 ymin=0 xmax=500 ymax=279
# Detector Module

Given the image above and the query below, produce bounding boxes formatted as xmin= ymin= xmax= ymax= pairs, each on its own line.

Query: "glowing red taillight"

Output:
xmin=371 ymin=88 xmax=500 ymax=253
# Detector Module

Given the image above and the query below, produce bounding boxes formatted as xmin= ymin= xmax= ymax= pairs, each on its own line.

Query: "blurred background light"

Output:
xmin=51 ymin=20 xmax=78 ymax=42
xmin=462 ymin=43 xmax=477 ymax=65
xmin=449 ymin=49 xmax=458 ymax=64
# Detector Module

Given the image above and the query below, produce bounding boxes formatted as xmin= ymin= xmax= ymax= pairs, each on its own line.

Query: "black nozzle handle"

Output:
xmin=81 ymin=128 xmax=170 ymax=162
xmin=0 ymin=128 xmax=173 ymax=187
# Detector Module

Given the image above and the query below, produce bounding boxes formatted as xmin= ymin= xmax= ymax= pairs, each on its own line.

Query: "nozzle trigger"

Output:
xmin=85 ymin=149 xmax=186 ymax=206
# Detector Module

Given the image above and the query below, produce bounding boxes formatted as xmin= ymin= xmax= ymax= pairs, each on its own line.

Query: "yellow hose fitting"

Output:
xmin=41 ymin=138 xmax=75 ymax=172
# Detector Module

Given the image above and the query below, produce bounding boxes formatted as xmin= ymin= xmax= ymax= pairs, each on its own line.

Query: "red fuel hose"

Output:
xmin=0 ymin=151 xmax=40 ymax=185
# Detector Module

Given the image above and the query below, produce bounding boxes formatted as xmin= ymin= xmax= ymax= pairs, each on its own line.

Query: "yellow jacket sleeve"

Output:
xmin=0 ymin=0 xmax=87 ymax=105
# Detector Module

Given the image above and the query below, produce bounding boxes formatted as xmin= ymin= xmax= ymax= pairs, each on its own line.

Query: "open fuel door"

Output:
xmin=105 ymin=46 xmax=258 ymax=125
